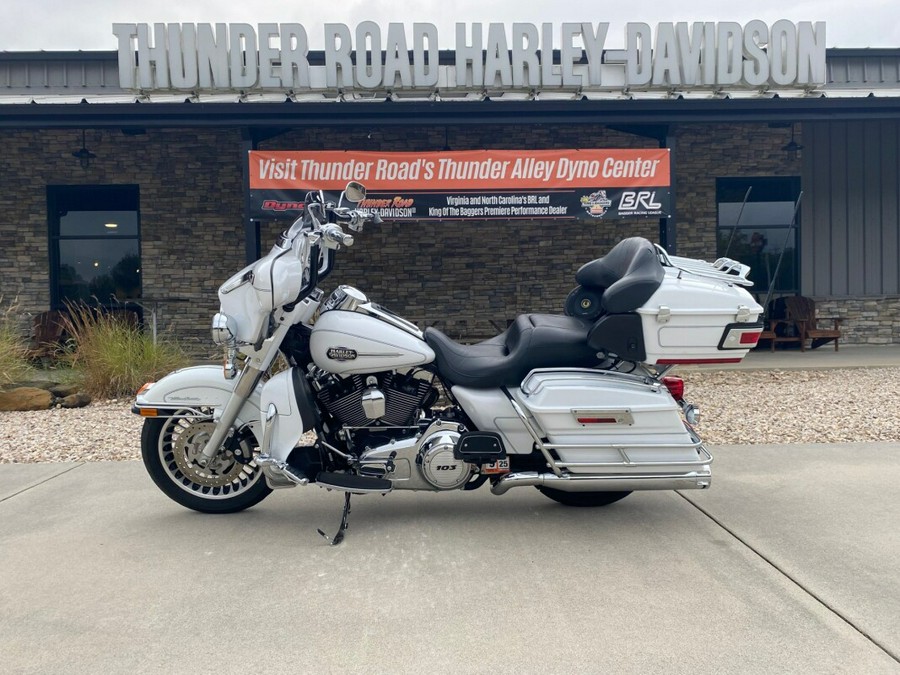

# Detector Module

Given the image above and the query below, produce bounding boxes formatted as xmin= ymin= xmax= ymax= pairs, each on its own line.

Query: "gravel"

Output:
xmin=1 ymin=367 xmax=898 ymax=463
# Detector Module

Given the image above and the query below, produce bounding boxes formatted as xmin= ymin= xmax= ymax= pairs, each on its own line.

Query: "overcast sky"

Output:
xmin=1 ymin=0 xmax=897 ymax=51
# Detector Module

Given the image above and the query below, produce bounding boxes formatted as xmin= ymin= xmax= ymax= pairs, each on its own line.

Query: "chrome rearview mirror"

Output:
xmin=344 ymin=181 xmax=366 ymax=204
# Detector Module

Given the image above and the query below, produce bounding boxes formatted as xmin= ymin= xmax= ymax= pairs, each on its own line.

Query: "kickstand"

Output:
xmin=317 ymin=492 xmax=352 ymax=546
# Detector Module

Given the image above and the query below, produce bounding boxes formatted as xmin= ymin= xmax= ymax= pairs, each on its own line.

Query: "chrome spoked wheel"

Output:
xmin=141 ymin=414 xmax=272 ymax=513
xmin=160 ymin=417 xmax=262 ymax=498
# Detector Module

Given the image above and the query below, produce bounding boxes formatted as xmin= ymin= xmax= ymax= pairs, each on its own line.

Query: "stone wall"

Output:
xmin=0 ymin=128 xmax=245 ymax=351
xmin=814 ymin=297 xmax=900 ymax=345
xmin=673 ymin=122 xmax=802 ymax=258
xmin=1 ymin=121 xmax=897 ymax=348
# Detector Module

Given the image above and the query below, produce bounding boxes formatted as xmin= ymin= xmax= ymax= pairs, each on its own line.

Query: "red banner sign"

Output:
xmin=249 ymin=148 xmax=671 ymax=221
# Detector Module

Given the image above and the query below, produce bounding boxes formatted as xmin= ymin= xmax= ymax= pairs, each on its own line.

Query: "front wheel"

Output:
xmin=141 ymin=416 xmax=272 ymax=514
xmin=537 ymin=487 xmax=632 ymax=507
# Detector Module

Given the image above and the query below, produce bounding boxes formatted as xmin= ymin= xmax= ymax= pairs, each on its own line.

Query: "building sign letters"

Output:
xmin=114 ymin=21 xmax=826 ymax=93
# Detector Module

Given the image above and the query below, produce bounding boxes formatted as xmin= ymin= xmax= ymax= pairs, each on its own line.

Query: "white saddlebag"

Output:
xmin=512 ymin=369 xmax=708 ymax=475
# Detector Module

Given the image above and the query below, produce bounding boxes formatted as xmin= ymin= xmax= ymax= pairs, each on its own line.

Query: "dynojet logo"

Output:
xmin=113 ymin=21 xmax=826 ymax=93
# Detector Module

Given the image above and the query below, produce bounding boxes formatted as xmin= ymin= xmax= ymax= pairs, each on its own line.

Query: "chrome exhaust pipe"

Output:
xmin=490 ymin=470 xmax=712 ymax=496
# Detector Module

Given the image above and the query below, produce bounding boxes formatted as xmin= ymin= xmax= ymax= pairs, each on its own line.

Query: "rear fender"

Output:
xmin=134 ymin=365 xmax=262 ymax=442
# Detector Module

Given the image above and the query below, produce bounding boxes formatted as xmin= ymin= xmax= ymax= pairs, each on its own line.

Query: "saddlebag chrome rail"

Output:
xmin=549 ymin=445 xmax=713 ymax=470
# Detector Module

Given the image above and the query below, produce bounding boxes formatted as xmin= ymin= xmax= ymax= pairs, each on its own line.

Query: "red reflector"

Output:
xmin=661 ymin=376 xmax=685 ymax=401
xmin=740 ymin=331 xmax=762 ymax=345
xmin=576 ymin=417 xmax=618 ymax=424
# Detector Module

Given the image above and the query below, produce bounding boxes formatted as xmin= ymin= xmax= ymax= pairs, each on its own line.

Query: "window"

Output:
xmin=48 ymin=185 xmax=141 ymax=308
xmin=716 ymin=177 xmax=800 ymax=297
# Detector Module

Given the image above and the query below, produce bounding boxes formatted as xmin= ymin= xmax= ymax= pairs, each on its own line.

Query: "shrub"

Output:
xmin=62 ymin=303 xmax=190 ymax=399
xmin=0 ymin=298 xmax=33 ymax=385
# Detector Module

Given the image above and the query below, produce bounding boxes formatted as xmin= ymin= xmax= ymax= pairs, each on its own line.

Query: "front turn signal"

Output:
xmin=136 ymin=382 xmax=155 ymax=396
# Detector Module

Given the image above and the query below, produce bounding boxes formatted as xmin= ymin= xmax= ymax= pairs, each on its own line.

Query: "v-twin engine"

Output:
xmin=358 ymin=420 xmax=475 ymax=491
xmin=312 ymin=370 xmax=436 ymax=428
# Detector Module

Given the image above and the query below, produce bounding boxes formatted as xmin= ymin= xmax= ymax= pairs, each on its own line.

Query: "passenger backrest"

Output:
xmin=575 ymin=238 xmax=665 ymax=314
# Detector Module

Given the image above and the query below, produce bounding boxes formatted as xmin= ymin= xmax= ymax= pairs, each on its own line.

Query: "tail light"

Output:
xmin=661 ymin=376 xmax=684 ymax=401
xmin=718 ymin=322 xmax=764 ymax=350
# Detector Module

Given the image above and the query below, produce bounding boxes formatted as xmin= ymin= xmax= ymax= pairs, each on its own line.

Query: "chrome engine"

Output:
xmin=358 ymin=420 xmax=476 ymax=491
xmin=311 ymin=369 xmax=436 ymax=428
xmin=310 ymin=368 xmax=473 ymax=491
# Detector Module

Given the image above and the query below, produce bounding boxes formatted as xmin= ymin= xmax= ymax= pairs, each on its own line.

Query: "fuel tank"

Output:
xmin=310 ymin=309 xmax=435 ymax=375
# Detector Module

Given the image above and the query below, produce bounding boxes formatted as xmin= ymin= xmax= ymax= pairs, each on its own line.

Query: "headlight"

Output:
xmin=211 ymin=313 xmax=238 ymax=346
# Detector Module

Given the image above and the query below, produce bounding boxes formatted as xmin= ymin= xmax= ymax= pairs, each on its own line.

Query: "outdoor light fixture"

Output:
xmin=782 ymin=124 xmax=804 ymax=159
xmin=72 ymin=129 xmax=97 ymax=169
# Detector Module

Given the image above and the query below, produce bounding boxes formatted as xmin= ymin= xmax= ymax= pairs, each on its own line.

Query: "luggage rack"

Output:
xmin=655 ymin=244 xmax=753 ymax=287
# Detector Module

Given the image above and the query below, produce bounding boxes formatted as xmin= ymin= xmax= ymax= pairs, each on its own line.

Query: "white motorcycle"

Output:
xmin=134 ymin=182 xmax=763 ymax=544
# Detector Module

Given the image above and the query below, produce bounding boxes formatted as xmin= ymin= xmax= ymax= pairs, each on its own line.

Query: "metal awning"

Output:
xmin=2 ymin=95 xmax=900 ymax=130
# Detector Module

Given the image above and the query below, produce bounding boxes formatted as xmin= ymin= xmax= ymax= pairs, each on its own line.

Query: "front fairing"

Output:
xmin=217 ymin=234 xmax=308 ymax=346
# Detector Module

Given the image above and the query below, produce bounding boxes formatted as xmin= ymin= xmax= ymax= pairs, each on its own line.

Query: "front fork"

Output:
xmin=194 ymin=291 xmax=322 ymax=468
xmin=194 ymin=364 xmax=265 ymax=468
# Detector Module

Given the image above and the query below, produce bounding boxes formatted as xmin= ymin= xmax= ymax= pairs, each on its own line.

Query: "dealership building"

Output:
xmin=2 ymin=20 xmax=899 ymax=348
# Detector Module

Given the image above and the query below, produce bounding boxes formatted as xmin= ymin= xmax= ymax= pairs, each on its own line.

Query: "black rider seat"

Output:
xmin=424 ymin=314 xmax=599 ymax=389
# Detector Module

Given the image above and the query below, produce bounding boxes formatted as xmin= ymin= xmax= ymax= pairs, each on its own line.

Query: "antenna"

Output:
xmin=762 ymin=190 xmax=804 ymax=314
xmin=723 ymin=186 xmax=752 ymax=260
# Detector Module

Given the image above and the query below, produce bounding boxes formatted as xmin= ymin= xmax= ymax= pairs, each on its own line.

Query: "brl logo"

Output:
xmin=619 ymin=191 xmax=662 ymax=210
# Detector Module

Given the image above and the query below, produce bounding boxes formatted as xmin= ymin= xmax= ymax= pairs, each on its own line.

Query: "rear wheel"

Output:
xmin=141 ymin=415 xmax=272 ymax=514
xmin=537 ymin=487 xmax=631 ymax=507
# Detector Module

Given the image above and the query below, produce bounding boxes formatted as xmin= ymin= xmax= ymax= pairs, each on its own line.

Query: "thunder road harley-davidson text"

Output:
xmin=134 ymin=182 xmax=764 ymax=544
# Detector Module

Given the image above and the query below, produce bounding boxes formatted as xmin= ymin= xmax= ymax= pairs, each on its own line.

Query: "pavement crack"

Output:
xmin=0 ymin=463 xmax=85 ymax=504
xmin=676 ymin=490 xmax=900 ymax=665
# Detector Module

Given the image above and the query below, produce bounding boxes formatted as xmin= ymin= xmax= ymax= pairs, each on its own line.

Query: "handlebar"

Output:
xmin=280 ymin=192 xmax=381 ymax=308
xmin=322 ymin=224 xmax=354 ymax=248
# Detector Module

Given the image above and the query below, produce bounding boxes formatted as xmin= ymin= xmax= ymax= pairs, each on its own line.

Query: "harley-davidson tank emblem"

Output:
xmin=326 ymin=347 xmax=358 ymax=361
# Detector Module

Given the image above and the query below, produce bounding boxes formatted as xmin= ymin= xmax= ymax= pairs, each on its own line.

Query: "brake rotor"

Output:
xmin=170 ymin=420 xmax=249 ymax=488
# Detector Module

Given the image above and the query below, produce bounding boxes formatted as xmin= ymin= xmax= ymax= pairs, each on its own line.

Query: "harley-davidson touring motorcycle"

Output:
xmin=134 ymin=182 xmax=763 ymax=544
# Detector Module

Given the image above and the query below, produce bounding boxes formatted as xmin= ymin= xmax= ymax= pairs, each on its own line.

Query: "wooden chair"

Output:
xmin=783 ymin=296 xmax=842 ymax=351
xmin=26 ymin=310 xmax=67 ymax=361
xmin=758 ymin=297 xmax=804 ymax=352
xmin=758 ymin=317 xmax=804 ymax=352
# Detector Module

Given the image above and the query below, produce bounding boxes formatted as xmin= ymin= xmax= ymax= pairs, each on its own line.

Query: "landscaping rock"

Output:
xmin=59 ymin=393 xmax=92 ymax=409
xmin=49 ymin=384 xmax=80 ymax=398
xmin=0 ymin=387 xmax=54 ymax=411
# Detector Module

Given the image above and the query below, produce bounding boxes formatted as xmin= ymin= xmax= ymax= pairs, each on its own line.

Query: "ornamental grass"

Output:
xmin=0 ymin=298 xmax=33 ymax=386
xmin=62 ymin=302 xmax=189 ymax=399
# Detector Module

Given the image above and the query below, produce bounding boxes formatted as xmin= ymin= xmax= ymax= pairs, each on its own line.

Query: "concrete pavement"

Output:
xmin=1 ymin=445 xmax=899 ymax=674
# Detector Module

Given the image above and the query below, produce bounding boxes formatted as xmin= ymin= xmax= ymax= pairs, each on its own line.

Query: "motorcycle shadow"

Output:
xmin=138 ymin=487 xmax=695 ymax=550
xmin=255 ymin=486 xmax=692 ymax=542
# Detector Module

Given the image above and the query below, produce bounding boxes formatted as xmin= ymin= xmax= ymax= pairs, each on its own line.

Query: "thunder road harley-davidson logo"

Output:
xmin=326 ymin=346 xmax=358 ymax=361
xmin=580 ymin=190 xmax=613 ymax=218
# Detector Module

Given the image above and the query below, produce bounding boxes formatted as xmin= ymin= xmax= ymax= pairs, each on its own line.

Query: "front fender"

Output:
xmin=134 ymin=365 xmax=262 ymax=441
